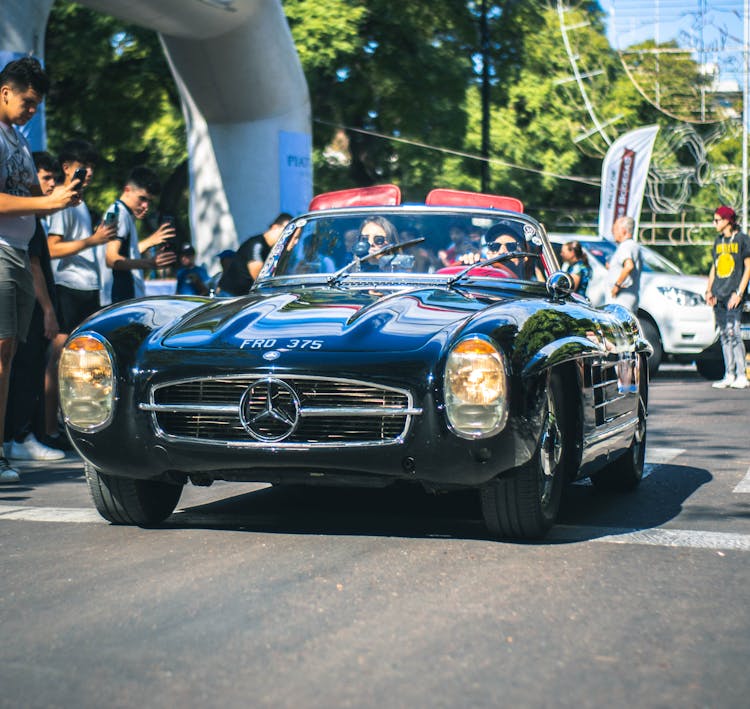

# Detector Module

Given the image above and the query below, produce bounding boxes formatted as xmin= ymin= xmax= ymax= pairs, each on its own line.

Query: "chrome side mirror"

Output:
xmin=546 ymin=270 xmax=574 ymax=300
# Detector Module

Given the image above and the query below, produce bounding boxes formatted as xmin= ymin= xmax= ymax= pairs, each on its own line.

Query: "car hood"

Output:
xmin=161 ymin=286 xmax=492 ymax=352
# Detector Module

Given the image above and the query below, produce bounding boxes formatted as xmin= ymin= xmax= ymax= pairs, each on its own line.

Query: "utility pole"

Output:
xmin=480 ymin=0 xmax=490 ymax=192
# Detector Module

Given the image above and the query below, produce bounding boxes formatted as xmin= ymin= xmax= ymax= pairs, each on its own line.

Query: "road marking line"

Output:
xmin=0 ymin=505 xmax=102 ymax=523
xmin=1 ymin=504 xmax=750 ymax=552
xmin=733 ymin=466 xmax=750 ymax=493
xmin=550 ymin=525 xmax=750 ymax=551
xmin=645 ymin=446 xmax=685 ymax=465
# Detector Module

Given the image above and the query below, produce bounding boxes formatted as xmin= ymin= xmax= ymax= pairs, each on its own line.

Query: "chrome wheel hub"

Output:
xmin=539 ymin=394 xmax=562 ymax=505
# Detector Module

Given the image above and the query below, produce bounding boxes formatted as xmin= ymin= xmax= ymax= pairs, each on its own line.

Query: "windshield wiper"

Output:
xmin=446 ymin=251 xmax=543 ymax=287
xmin=327 ymin=237 xmax=426 ymax=287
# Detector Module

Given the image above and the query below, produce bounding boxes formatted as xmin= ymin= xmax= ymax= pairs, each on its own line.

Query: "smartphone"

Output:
xmin=72 ymin=167 xmax=87 ymax=187
xmin=103 ymin=211 xmax=117 ymax=227
xmin=162 ymin=215 xmax=175 ymax=227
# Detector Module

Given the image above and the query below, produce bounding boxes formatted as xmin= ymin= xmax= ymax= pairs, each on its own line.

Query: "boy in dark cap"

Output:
xmin=705 ymin=205 xmax=750 ymax=389
xmin=176 ymin=243 xmax=209 ymax=295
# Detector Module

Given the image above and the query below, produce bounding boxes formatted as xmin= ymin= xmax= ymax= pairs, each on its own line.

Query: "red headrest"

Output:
xmin=425 ymin=188 xmax=523 ymax=213
xmin=308 ymin=184 xmax=402 ymax=211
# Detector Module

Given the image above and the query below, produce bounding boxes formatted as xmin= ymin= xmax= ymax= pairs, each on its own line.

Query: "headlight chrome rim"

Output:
xmin=59 ymin=332 xmax=117 ymax=433
xmin=444 ymin=335 xmax=509 ymax=439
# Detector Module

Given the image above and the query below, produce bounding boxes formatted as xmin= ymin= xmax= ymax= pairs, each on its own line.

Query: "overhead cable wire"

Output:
xmin=314 ymin=119 xmax=602 ymax=187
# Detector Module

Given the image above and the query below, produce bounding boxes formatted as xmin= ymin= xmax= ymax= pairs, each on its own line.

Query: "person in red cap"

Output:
xmin=705 ymin=205 xmax=750 ymax=389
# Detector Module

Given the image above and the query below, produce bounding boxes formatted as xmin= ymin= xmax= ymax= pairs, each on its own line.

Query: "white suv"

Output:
xmin=549 ymin=234 xmax=722 ymax=378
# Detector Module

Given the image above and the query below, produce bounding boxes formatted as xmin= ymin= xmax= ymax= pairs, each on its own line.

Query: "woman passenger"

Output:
xmin=560 ymin=240 xmax=591 ymax=296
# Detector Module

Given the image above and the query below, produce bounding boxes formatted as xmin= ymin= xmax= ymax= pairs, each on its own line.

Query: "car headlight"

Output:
xmin=444 ymin=337 xmax=508 ymax=439
xmin=656 ymin=286 xmax=705 ymax=307
xmin=59 ymin=334 xmax=115 ymax=431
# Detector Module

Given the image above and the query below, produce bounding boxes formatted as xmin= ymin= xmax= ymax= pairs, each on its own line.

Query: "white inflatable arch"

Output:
xmin=0 ymin=0 xmax=312 ymax=262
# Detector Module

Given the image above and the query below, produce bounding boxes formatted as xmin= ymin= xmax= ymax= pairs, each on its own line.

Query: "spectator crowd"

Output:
xmin=0 ymin=57 xmax=232 ymax=483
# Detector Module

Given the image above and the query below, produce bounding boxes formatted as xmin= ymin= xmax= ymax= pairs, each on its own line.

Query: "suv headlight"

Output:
xmin=59 ymin=333 xmax=115 ymax=432
xmin=444 ymin=337 xmax=508 ymax=439
xmin=656 ymin=286 xmax=704 ymax=307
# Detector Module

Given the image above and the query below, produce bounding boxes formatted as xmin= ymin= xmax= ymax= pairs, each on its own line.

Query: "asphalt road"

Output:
xmin=2 ymin=366 xmax=749 ymax=709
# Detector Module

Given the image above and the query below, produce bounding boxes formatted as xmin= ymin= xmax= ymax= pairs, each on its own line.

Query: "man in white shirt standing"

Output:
xmin=607 ymin=215 xmax=642 ymax=313
xmin=99 ymin=165 xmax=176 ymax=306
xmin=0 ymin=57 xmax=78 ymax=482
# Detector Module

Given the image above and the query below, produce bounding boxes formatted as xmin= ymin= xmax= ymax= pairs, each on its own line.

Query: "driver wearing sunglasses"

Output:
xmin=483 ymin=222 xmax=530 ymax=278
xmin=356 ymin=216 xmax=399 ymax=260
xmin=486 ymin=237 xmax=520 ymax=254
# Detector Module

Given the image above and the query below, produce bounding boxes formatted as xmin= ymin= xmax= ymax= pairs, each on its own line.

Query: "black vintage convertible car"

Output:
xmin=59 ymin=186 xmax=650 ymax=539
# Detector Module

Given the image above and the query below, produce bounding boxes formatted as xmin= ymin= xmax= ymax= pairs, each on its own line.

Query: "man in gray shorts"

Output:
xmin=0 ymin=57 xmax=79 ymax=482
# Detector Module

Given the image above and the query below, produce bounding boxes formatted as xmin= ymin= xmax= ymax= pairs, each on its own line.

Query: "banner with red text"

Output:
xmin=598 ymin=125 xmax=659 ymax=240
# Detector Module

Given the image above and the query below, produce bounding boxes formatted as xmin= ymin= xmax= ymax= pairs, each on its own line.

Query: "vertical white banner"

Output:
xmin=279 ymin=130 xmax=312 ymax=217
xmin=598 ymin=125 xmax=659 ymax=239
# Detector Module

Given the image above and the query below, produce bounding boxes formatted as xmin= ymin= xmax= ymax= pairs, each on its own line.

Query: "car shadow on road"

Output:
xmin=556 ymin=464 xmax=713 ymax=536
xmin=164 ymin=462 xmax=713 ymax=544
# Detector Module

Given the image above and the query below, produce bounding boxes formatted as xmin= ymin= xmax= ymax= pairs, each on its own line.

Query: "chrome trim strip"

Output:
xmin=299 ymin=406 xmax=422 ymax=417
xmin=140 ymin=403 xmax=238 ymax=414
xmin=140 ymin=403 xmax=422 ymax=417
xmin=151 ymin=431 xmax=412 ymax=450
xmin=593 ymin=394 xmax=626 ymax=409
xmin=583 ymin=415 xmax=638 ymax=448
xmin=592 ymin=379 xmax=618 ymax=390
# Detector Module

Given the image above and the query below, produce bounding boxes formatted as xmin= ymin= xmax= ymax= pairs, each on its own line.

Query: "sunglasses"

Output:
xmin=361 ymin=233 xmax=388 ymax=246
xmin=487 ymin=240 xmax=519 ymax=253
xmin=713 ymin=217 xmax=724 ymax=223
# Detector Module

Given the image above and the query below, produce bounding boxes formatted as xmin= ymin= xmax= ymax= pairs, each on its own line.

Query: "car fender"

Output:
xmin=69 ymin=295 xmax=210 ymax=368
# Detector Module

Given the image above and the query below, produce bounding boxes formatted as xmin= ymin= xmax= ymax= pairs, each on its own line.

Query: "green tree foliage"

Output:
xmin=40 ymin=0 xmax=738 ymax=275
xmin=285 ymin=0 xmax=477 ymax=199
xmin=44 ymin=1 xmax=187 ymax=227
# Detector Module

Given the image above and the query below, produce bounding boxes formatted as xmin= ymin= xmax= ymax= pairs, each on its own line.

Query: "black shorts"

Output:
xmin=55 ymin=285 xmax=100 ymax=334
xmin=0 ymin=245 xmax=35 ymax=342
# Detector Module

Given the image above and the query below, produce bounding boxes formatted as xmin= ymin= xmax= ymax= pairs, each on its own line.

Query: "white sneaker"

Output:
xmin=712 ymin=375 xmax=736 ymax=389
xmin=8 ymin=433 xmax=65 ymax=461
xmin=730 ymin=376 xmax=749 ymax=389
xmin=0 ymin=457 xmax=20 ymax=483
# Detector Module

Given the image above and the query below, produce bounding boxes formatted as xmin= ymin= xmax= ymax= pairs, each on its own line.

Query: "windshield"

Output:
xmin=259 ymin=209 xmax=553 ymax=283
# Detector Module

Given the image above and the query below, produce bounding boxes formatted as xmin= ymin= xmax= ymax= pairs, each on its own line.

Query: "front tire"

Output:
xmin=480 ymin=373 xmax=567 ymax=540
xmin=85 ymin=463 xmax=183 ymax=526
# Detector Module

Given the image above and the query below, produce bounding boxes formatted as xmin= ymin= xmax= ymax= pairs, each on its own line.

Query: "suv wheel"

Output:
xmin=639 ymin=318 xmax=662 ymax=377
xmin=695 ymin=358 xmax=725 ymax=380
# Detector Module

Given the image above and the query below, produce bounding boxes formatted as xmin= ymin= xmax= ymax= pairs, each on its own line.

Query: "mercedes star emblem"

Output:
xmin=240 ymin=378 xmax=300 ymax=442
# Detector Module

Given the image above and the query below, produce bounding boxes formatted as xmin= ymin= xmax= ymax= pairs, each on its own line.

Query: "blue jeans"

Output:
xmin=714 ymin=303 xmax=746 ymax=378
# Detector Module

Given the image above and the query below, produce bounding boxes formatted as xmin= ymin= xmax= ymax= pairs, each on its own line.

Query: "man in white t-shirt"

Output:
xmin=606 ymin=215 xmax=642 ymax=313
xmin=100 ymin=165 xmax=176 ymax=305
xmin=0 ymin=58 xmax=79 ymax=482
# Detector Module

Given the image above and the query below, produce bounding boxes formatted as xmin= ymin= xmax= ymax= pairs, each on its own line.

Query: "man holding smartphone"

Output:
xmin=0 ymin=59 xmax=80 ymax=481
xmin=99 ymin=165 xmax=176 ymax=305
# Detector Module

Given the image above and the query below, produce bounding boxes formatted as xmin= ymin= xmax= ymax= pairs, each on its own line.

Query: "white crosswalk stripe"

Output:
xmin=733 ymin=466 xmax=750 ymax=493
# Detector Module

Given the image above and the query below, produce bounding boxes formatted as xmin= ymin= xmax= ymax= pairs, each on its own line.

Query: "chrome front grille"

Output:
xmin=141 ymin=375 xmax=421 ymax=447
